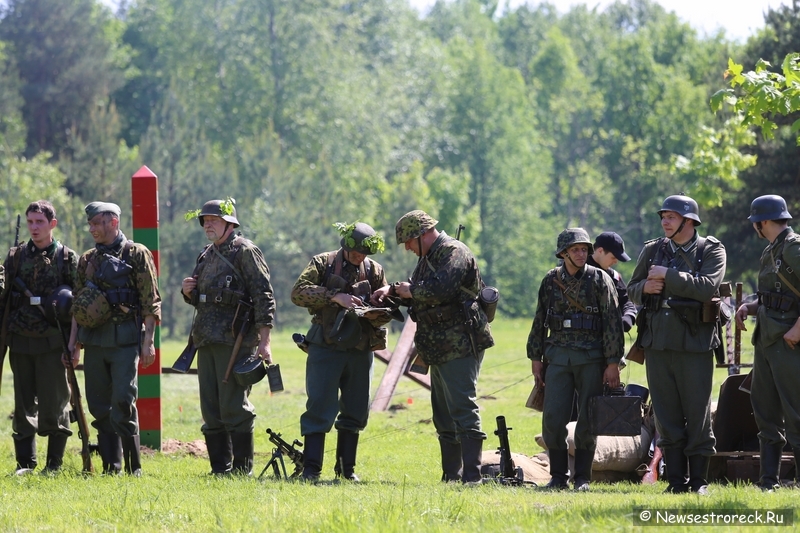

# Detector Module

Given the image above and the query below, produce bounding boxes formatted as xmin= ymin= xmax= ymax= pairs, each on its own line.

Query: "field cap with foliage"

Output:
xmin=394 ymin=210 xmax=438 ymax=245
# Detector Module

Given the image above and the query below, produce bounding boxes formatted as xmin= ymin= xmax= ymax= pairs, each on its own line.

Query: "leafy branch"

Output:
xmin=184 ymin=197 xmax=236 ymax=222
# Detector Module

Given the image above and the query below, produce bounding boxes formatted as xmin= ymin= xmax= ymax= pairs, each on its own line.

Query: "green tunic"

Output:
xmin=627 ymin=231 xmax=726 ymax=455
xmin=749 ymin=228 xmax=800 ymax=449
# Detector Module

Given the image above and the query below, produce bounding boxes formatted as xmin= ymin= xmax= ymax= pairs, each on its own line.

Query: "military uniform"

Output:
xmin=292 ymin=224 xmax=390 ymax=481
xmin=1 ymin=240 xmax=77 ymax=473
xmin=627 ymin=231 xmax=726 ymax=490
xmin=75 ymin=229 xmax=161 ymax=474
xmin=528 ymin=257 xmax=623 ymax=489
xmin=586 ymin=255 xmax=637 ymax=331
xmin=184 ymin=230 xmax=275 ymax=475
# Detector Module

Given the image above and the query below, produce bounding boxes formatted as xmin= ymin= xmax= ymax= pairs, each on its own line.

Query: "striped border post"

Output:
xmin=131 ymin=166 xmax=161 ymax=450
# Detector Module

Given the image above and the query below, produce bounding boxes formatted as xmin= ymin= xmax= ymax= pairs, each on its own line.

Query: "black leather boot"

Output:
xmin=758 ymin=442 xmax=783 ymax=491
xmin=302 ymin=433 xmax=325 ymax=482
xmin=42 ymin=434 xmax=69 ymax=474
xmin=98 ymin=433 xmax=122 ymax=475
xmin=205 ymin=432 xmax=232 ymax=475
xmin=13 ymin=435 xmax=37 ymax=475
xmin=461 ymin=438 xmax=483 ymax=485
xmin=334 ymin=430 xmax=360 ymax=481
xmin=439 ymin=439 xmax=462 ymax=482
xmin=122 ymin=435 xmax=142 ymax=477
xmin=231 ymin=432 xmax=254 ymax=476
xmin=573 ymin=449 xmax=594 ymax=492
xmin=544 ymin=449 xmax=570 ymax=490
xmin=663 ymin=448 xmax=688 ymax=493
xmin=688 ymin=455 xmax=710 ymax=495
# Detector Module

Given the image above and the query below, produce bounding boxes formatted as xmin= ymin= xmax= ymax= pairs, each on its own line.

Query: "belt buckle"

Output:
xmin=29 ymin=296 xmax=41 ymax=305
xmin=199 ymin=294 xmax=207 ymax=303
xmin=563 ymin=319 xmax=572 ymax=328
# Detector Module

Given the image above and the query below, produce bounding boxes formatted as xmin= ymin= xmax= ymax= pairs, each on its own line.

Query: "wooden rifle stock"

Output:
xmin=223 ymin=306 xmax=252 ymax=384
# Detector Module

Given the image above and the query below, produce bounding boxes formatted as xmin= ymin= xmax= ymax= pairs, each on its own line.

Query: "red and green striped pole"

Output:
xmin=131 ymin=165 xmax=161 ymax=450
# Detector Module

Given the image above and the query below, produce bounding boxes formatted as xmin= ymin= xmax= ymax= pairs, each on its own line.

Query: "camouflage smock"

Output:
xmin=291 ymin=250 xmax=387 ymax=328
xmin=627 ymin=232 xmax=726 ymax=353
xmin=527 ymin=264 xmax=623 ymax=365
xmin=185 ymin=232 xmax=275 ymax=348
xmin=0 ymin=240 xmax=78 ymax=337
xmin=75 ymin=240 xmax=161 ymax=327
xmin=405 ymin=232 xmax=493 ymax=365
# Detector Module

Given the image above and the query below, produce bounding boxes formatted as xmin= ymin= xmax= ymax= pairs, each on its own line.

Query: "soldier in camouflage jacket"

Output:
xmin=373 ymin=210 xmax=493 ymax=484
xmin=528 ymin=228 xmax=623 ymax=491
xmin=69 ymin=202 xmax=161 ymax=476
xmin=0 ymin=201 xmax=77 ymax=474
xmin=182 ymin=200 xmax=275 ymax=476
xmin=628 ymin=195 xmax=726 ymax=495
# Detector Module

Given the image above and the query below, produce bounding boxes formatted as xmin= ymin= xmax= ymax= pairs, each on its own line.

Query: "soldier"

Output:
xmin=627 ymin=194 xmax=726 ymax=494
xmin=528 ymin=228 xmax=623 ymax=491
xmin=373 ymin=211 xmax=494 ymax=484
xmin=291 ymin=222 xmax=390 ymax=482
xmin=68 ymin=202 xmax=161 ymax=476
xmin=589 ymin=232 xmax=637 ymax=333
xmin=0 ymin=201 xmax=77 ymax=474
xmin=735 ymin=195 xmax=800 ymax=491
xmin=181 ymin=199 xmax=275 ymax=476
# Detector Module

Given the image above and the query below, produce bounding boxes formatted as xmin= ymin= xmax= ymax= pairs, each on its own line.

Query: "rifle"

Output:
xmin=490 ymin=415 xmax=525 ymax=485
xmin=0 ymin=214 xmax=21 ymax=393
xmin=258 ymin=428 xmax=304 ymax=480
xmin=53 ymin=302 xmax=96 ymax=473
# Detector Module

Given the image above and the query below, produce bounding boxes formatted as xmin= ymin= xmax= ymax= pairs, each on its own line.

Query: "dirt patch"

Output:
xmin=155 ymin=439 xmax=208 ymax=457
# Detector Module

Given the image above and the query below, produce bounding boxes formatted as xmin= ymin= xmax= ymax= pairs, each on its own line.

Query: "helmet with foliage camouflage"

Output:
xmin=198 ymin=199 xmax=239 ymax=227
xmin=336 ymin=222 xmax=385 ymax=255
xmin=658 ymin=194 xmax=701 ymax=225
xmin=555 ymin=228 xmax=593 ymax=258
xmin=72 ymin=284 xmax=111 ymax=328
xmin=395 ymin=210 xmax=438 ymax=245
xmin=748 ymin=195 xmax=792 ymax=222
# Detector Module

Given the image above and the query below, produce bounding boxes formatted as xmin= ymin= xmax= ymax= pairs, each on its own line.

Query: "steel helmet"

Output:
xmin=748 ymin=195 xmax=792 ymax=222
xmin=198 ymin=199 xmax=239 ymax=227
xmin=44 ymin=285 xmax=74 ymax=327
xmin=555 ymin=228 xmax=593 ymax=258
xmin=233 ymin=352 xmax=267 ymax=387
xmin=658 ymin=195 xmax=701 ymax=225
xmin=72 ymin=284 xmax=111 ymax=328
xmin=340 ymin=222 xmax=382 ymax=255
xmin=395 ymin=210 xmax=438 ymax=245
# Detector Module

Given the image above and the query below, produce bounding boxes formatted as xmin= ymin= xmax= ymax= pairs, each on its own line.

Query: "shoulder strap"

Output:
xmin=56 ymin=243 xmax=64 ymax=285
xmin=774 ymin=233 xmax=800 ymax=298
xmin=209 ymin=236 xmax=245 ymax=285
xmin=552 ymin=267 xmax=590 ymax=314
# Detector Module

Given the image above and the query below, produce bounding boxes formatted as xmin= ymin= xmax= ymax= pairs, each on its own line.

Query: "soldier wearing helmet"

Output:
xmin=735 ymin=195 xmax=800 ymax=491
xmin=181 ymin=198 xmax=275 ymax=476
xmin=0 ymin=200 xmax=78 ymax=475
xmin=69 ymin=201 xmax=161 ymax=477
xmin=373 ymin=210 xmax=494 ymax=484
xmin=528 ymin=228 xmax=623 ymax=491
xmin=291 ymin=221 xmax=391 ymax=482
xmin=627 ymin=194 xmax=727 ymax=495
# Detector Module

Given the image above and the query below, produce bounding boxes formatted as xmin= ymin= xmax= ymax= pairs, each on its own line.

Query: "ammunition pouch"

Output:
xmin=660 ymin=298 xmax=703 ymax=324
xmin=546 ymin=310 xmax=601 ymax=332
xmin=105 ymin=288 xmax=138 ymax=307
xmin=758 ymin=291 xmax=798 ymax=313
xmin=198 ymin=287 xmax=246 ymax=307
xmin=413 ymin=302 xmax=463 ymax=326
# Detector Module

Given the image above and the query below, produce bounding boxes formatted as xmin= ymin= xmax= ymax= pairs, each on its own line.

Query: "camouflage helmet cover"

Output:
xmin=658 ymin=194 xmax=701 ymax=225
xmin=748 ymin=194 xmax=792 ymax=222
xmin=555 ymin=228 xmax=593 ymax=258
xmin=72 ymin=284 xmax=111 ymax=328
xmin=395 ymin=210 xmax=438 ymax=245
xmin=198 ymin=199 xmax=239 ymax=227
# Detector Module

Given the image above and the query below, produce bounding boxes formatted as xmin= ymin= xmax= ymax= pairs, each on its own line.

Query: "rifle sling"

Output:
xmin=552 ymin=270 xmax=590 ymax=314
xmin=776 ymin=270 xmax=800 ymax=299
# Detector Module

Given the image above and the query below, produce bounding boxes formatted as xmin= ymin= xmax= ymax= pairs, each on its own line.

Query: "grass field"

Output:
xmin=0 ymin=317 xmax=795 ymax=533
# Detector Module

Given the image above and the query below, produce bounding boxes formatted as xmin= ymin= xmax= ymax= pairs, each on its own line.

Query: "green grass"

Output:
xmin=0 ymin=318 xmax=794 ymax=533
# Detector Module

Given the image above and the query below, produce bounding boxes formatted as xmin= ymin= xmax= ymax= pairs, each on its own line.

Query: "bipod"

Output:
xmin=258 ymin=446 xmax=290 ymax=480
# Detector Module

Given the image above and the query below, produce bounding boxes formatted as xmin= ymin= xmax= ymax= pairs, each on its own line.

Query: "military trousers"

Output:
xmin=83 ymin=343 xmax=140 ymax=438
xmin=9 ymin=347 xmax=72 ymax=439
xmin=430 ymin=350 xmax=486 ymax=444
xmin=197 ymin=343 xmax=256 ymax=435
xmin=645 ymin=348 xmax=715 ymax=456
xmin=751 ymin=333 xmax=800 ymax=450
xmin=541 ymin=355 xmax=604 ymax=452
xmin=300 ymin=342 xmax=373 ymax=435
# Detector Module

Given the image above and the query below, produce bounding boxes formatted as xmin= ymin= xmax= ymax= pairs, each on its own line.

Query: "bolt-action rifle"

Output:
xmin=0 ymin=215 xmax=21 ymax=393
xmin=258 ymin=428 xmax=304 ymax=480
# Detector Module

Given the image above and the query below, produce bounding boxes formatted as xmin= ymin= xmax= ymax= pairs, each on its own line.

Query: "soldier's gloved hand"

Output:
xmin=622 ymin=315 xmax=634 ymax=332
